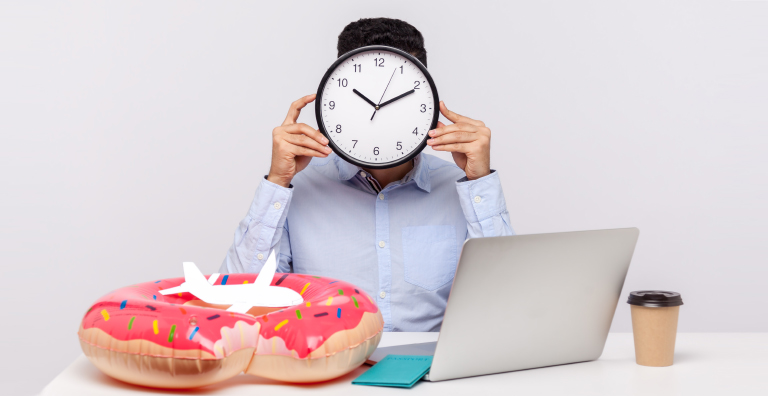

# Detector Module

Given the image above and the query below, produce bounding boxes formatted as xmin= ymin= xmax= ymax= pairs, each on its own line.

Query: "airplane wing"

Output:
xmin=226 ymin=302 xmax=252 ymax=314
xmin=158 ymin=285 xmax=186 ymax=295
xmin=254 ymin=250 xmax=278 ymax=288
xmin=207 ymin=273 xmax=220 ymax=285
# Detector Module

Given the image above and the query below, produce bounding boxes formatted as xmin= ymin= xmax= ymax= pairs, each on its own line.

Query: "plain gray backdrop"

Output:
xmin=1 ymin=1 xmax=766 ymax=394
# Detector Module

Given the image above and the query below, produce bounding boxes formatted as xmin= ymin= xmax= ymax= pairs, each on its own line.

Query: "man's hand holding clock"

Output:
xmin=267 ymin=94 xmax=331 ymax=188
xmin=427 ymin=101 xmax=492 ymax=181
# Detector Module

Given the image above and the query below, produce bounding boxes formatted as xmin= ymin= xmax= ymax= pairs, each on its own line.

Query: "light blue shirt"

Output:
xmin=220 ymin=152 xmax=514 ymax=331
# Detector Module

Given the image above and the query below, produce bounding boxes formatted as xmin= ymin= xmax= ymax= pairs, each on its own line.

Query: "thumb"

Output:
xmin=436 ymin=121 xmax=446 ymax=128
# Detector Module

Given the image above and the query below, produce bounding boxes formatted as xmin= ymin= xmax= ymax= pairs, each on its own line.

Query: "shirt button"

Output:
xmin=474 ymin=196 xmax=482 ymax=203
xmin=379 ymin=291 xmax=386 ymax=299
xmin=379 ymin=240 xmax=386 ymax=248
xmin=257 ymin=253 xmax=264 ymax=260
xmin=273 ymin=202 xmax=282 ymax=209
xmin=360 ymin=171 xmax=367 ymax=178
xmin=378 ymin=193 xmax=384 ymax=200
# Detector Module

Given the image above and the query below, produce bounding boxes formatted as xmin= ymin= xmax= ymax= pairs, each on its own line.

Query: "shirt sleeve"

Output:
xmin=219 ymin=177 xmax=293 ymax=273
xmin=455 ymin=170 xmax=515 ymax=238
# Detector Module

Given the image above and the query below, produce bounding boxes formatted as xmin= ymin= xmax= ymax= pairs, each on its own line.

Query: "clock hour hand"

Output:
xmin=377 ymin=89 xmax=416 ymax=109
xmin=352 ymin=89 xmax=377 ymax=108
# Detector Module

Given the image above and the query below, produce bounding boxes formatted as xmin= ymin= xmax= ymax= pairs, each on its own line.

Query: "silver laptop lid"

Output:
xmin=428 ymin=228 xmax=639 ymax=381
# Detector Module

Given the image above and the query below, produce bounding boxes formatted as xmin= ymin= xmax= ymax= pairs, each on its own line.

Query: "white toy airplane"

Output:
xmin=159 ymin=251 xmax=303 ymax=313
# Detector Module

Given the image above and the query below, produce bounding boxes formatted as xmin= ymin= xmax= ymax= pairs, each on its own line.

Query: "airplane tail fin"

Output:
xmin=182 ymin=262 xmax=208 ymax=285
xmin=159 ymin=262 xmax=211 ymax=295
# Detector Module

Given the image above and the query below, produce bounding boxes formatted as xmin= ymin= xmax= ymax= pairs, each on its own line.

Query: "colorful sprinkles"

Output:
xmin=167 ymin=324 xmax=176 ymax=342
xmin=127 ymin=316 xmax=135 ymax=330
xmin=274 ymin=319 xmax=288 ymax=331
xmin=189 ymin=326 xmax=199 ymax=340
xmin=120 ymin=300 xmax=127 ymax=310
xmin=100 ymin=309 xmax=110 ymax=321
xmin=275 ymin=273 xmax=289 ymax=286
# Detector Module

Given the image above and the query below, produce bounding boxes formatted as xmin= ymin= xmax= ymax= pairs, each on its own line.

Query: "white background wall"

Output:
xmin=1 ymin=1 xmax=766 ymax=394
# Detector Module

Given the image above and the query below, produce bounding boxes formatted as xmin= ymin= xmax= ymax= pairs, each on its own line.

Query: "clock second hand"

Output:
xmin=371 ymin=68 xmax=398 ymax=121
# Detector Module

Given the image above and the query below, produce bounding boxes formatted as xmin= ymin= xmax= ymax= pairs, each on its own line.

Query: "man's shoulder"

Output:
xmin=292 ymin=155 xmax=341 ymax=186
xmin=421 ymin=153 xmax=465 ymax=179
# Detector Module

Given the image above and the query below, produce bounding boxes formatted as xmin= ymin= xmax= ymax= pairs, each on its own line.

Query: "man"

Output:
xmin=220 ymin=18 xmax=513 ymax=332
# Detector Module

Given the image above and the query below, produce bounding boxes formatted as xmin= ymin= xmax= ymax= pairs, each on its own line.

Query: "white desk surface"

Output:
xmin=43 ymin=333 xmax=767 ymax=395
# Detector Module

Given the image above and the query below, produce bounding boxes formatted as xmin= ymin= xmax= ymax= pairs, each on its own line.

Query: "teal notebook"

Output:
xmin=352 ymin=355 xmax=432 ymax=388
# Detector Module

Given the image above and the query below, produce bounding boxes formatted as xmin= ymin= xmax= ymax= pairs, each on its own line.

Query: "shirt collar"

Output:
xmin=329 ymin=152 xmax=431 ymax=193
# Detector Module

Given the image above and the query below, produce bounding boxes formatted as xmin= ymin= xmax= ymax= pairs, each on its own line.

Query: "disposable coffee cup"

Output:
xmin=627 ymin=291 xmax=683 ymax=367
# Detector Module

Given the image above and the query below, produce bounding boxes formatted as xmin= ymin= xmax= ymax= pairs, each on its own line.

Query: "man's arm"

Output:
xmin=428 ymin=101 xmax=514 ymax=238
xmin=220 ymin=95 xmax=330 ymax=273
xmin=455 ymin=170 xmax=514 ymax=238
xmin=219 ymin=177 xmax=294 ymax=273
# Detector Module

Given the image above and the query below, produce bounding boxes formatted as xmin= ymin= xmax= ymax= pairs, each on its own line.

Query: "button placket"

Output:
xmin=374 ymin=189 xmax=392 ymax=331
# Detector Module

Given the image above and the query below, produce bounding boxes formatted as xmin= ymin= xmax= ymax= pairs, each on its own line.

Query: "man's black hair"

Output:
xmin=337 ymin=18 xmax=427 ymax=67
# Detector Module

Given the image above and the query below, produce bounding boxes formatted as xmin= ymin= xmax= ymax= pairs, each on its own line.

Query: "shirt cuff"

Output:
xmin=247 ymin=176 xmax=293 ymax=230
xmin=455 ymin=170 xmax=507 ymax=224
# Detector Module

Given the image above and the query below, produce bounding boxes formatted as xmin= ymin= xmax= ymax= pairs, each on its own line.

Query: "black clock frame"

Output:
xmin=315 ymin=45 xmax=440 ymax=169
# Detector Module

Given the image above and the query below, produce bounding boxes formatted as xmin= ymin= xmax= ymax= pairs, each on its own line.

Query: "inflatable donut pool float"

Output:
xmin=78 ymin=272 xmax=383 ymax=388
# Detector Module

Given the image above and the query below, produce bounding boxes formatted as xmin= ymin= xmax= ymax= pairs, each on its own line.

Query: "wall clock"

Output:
xmin=315 ymin=45 xmax=439 ymax=169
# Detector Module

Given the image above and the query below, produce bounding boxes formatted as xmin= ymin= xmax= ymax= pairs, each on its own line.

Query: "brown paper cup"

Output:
xmin=630 ymin=305 xmax=680 ymax=367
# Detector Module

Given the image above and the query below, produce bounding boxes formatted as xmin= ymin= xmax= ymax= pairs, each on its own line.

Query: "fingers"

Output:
xmin=282 ymin=94 xmax=317 ymax=126
xmin=283 ymin=133 xmax=332 ymax=155
xmin=428 ymin=117 xmax=491 ymax=152
xmin=439 ymin=101 xmax=484 ymax=127
xmin=429 ymin=123 xmax=478 ymax=138
xmin=427 ymin=130 xmax=478 ymax=147
xmin=289 ymin=145 xmax=330 ymax=158
xmin=430 ymin=143 xmax=471 ymax=152
xmin=278 ymin=123 xmax=329 ymax=144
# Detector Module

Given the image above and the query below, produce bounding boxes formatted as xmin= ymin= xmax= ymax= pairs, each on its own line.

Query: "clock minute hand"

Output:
xmin=352 ymin=89 xmax=377 ymax=108
xmin=377 ymin=89 xmax=416 ymax=109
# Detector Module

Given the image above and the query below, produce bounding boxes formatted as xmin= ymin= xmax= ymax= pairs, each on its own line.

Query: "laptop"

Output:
xmin=366 ymin=228 xmax=640 ymax=381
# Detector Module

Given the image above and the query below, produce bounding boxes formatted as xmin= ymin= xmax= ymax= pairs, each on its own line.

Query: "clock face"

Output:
xmin=315 ymin=46 xmax=439 ymax=169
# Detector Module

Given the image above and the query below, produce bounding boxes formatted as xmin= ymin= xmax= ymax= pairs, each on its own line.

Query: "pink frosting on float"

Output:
xmin=80 ymin=273 xmax=379 ymax=359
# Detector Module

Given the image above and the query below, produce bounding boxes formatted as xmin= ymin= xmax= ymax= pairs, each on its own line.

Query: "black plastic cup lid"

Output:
xmin=627 ymin=291 xmax=683 ymax=307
